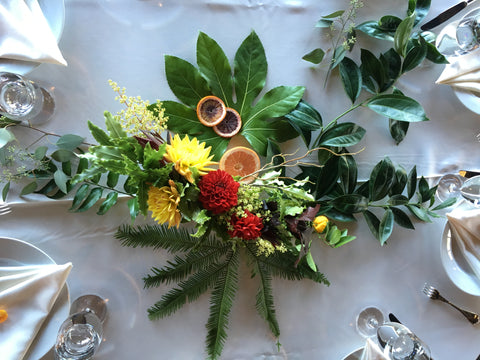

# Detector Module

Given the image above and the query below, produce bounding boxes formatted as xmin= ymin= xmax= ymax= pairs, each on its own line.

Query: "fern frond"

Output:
xmin=143 ymin=244 xmax=232 ymax=288
xmin=115 ymin=224 xmax=221 ymax=253
xmin=245 ymin=249 xmax=280 ymax=337
xmin=147 ymin=260 xmax=227 ymax=320
xmin=206 ymin=249 xmax=239 ymax=360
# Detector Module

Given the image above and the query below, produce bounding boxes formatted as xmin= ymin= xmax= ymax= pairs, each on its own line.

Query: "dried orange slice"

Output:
xmin=213 ymin=107 xmax=242 ymax=138
xmin=196 ymin=95 xmax=226 ymax=127
xmin=219 ymin=146 xmax=260 ymax=184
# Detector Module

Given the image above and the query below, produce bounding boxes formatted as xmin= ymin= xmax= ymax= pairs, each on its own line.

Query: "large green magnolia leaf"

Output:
xmin=163 ymin=31 xmax=304 ymax=159
xmin=367 ymin=94 xmax=428 ymax=122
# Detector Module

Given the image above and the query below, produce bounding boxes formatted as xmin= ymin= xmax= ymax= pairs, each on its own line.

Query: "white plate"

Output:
xmin=453 ymin=89 xmax=480 ymax=115
xmin=0 ymin=0 xmax=66 ymax=75
xmin=440 ymin=222 xmax=480 ymax=296
xmin=0 ymin=237 xmax=70 ymax=360
xmin=342 ymin=347 xmax=363 ymax=360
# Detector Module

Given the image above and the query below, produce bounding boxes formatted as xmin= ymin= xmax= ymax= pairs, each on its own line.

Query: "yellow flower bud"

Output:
xmin=0 ymin=309 xmax=8 ymax=323
xmin=313 ymin=215 xmax=329 ymax=233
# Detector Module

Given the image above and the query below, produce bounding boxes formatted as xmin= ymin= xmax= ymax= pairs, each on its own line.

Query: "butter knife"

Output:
xmin=420 ymin=0 xmax=476 ymax=31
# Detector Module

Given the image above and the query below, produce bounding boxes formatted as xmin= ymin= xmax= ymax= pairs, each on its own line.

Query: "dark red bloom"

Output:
xmin=198 ymin=170 xmax=240 ymax=214
xmin=228 ymin=210 xmax=264 ymax=240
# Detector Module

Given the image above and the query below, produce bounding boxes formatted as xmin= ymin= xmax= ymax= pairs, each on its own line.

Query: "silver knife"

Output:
xmin=421 ymin=0 xmax=476 ymax=31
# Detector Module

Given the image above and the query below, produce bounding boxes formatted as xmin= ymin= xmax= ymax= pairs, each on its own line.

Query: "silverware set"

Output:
xmin=423 ymin=283 xmax=479 ymax=325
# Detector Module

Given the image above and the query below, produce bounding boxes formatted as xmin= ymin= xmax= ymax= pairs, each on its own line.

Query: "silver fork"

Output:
xmin=0 ymin=201 xmax=11 ymax=216
xmin=423 ymin=284 xmax=479 ymax=325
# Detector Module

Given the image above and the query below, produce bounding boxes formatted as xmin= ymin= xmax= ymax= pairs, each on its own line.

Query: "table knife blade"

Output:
xmin=420 ymin=0 xmax=474 ymax=31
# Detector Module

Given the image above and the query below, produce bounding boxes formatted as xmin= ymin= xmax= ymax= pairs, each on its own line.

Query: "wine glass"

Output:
xmin=455 ymin=7 xmax=480 ymax=53
xmin=355 ymin=307 xmax=432 ymax=359
xmin=460 ymin=175 xmax=480 ymax=206
xmin=436 ymin=173 xmax=465 ymax=202
xmin=377 ymin=322 xmax=431 ymax=360
xmin=0 ymin=72 xmax=55 ymax=125
xmin=54 ymin=294 xmax=107 ymax=360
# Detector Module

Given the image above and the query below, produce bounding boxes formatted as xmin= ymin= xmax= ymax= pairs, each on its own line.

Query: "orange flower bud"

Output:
xmin=313 ymin=215 xmax=328 ymax=233
xmin=0 ymin=309 xmax=8 ymax=323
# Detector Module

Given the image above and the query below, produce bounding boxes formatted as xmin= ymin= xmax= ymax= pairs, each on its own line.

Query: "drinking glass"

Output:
xmin=355 ymin=307 xmax=432 ymax=359
xmin=456 ymin=7 xmax=480 ymax=53
xmin=460 ymin=175 xmax=480 ymax=206
xmin=0 ymin=72 xmax=54 ymax=125
xmin=54 ymin=295 xmax=107 ymax=360
xmin=436 ymin=174 xmax=465 ymax=202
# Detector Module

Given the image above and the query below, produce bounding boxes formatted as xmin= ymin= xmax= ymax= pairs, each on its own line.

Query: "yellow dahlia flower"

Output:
xmin=164 ymin=134 xmax=217 ymax=183
xmin=147 ymin=180 xmax=181 ymax=228
xmin=313 ymin=215 xmax=329 ymax=233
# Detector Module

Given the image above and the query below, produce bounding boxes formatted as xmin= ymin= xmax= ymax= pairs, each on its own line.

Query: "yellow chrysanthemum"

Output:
xmin=164 ymin=134 xmax=217 ymax=183
xmin=147 ymin=180 xmax=181 ymax=228
xmin=313 ymin=215 xmax=329 ymax=233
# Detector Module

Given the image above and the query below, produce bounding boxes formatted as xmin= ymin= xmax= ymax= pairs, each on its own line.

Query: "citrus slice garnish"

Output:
xmin=219 ymin=146 xmax=260 ymax=184
xmin=196 ymin=95 xmax=226 ymax=127
xmin=213 ymin=107 xmax=242 ymax=138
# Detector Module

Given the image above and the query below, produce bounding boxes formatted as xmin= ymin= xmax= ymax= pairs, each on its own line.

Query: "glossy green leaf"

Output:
xmin=88 ymin=120 xmax=113 ymax=146
xmin=356 ymin=21 xmax=395 ymax=41
xmin=51 ymin=149 xmax=74 ymax=162
xmin=330 ymin=46 xmax=346 ymax=70
xmin=390 ymin=166 xmax=408 ymax=195
xmin=331 ymin=194 xmax=368 ymax=214
xmin=406 ymin=204 xmax=431 ymax=222
xmin=425 ymin=41 xmax=449 ymax=64
xmin=432 ymin=197 xmax=456 ymax=210
xmin=54 ymin=169 xmax=68 ymax=194
xmin=369 ymin=157 xmax=396 ymax=201
xmin=407 ymin=166 xmax=417 ymax=199
xmin=379 ymin=209 xmax=394 ymax=245
xmin=391 ymin=207 xmax=415 ymax=229
xmin=394 ymin=12 xmax=415 ymax=57
xmin=234 ymin=31 xmax=267 ymax=117
xmin=382 ymin=48 xmax=402 ymax=81
xmin=74 ymin=187 xmax=103 ymax=212
xmin=360 ymin=49 xmax=384 ymax=91
xmin=284 ymin=100 xmax=322 ymax=147
xmin=70 ymin=183 xmax=89 ymax=210
xmin=412 ymin=0 xmax=431 ymax=25
xmin=388 ymin=194 xmax=409 ymax=206
xmin=363 ymin=210 xmax=380 ymax=239
xmin=21 ymin=181 xmax=37 ymax=196
xmin=338 ymin=154 xmax=357 ymax=194
xmin=242 ymin=118 xmax=296 ymax=156
xmin=165 ymin=55 xmax=210 ymax=108
xmin=56 ymin=134 xmax=85 ymax=150
xmin=2 ymin=181 xmax=10 ymax=201
xmin=317 ymin=122 xmax=366 ymax=147
xmin=322 ymin=10 xmax=344 ymax=19
xmin=97 ymin=192 xmax=119 ymax=215
xmin=402 ymin=39 xmax=427 ymax=73
xmin=302 ymin=48 xmax=325 ymax=64
xmin=339 ymin=57 xmax=362 ymax=103
xmin=367 ymin=94 xmax=428 ymax=122
xmin=315 ymin=19 xmax=334 ymax=28
xmin=197 ymin=32 xmax=233 ymax=106
xmin=0 ymin=128 xmax=15 ymax=148
xmin=128 ymin=197 xmax=139 ymax=222
xmin=107 ymin=171 xmax=120 ymax=188
xmin=378 ymin=15 xmax=402 ymax=31
xmin=389 ymin=119 xmax=410 ymax=145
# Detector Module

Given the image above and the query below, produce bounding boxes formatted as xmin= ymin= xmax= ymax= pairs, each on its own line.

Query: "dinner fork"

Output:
xmin=423 ymin=284 xmax=479 ymax=325
xmin=0 ymin=201 xmax=11 ymax=216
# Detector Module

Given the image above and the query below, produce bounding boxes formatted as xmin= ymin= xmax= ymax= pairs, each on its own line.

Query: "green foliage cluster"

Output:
xmin=304 ymin=0 xmax=448 ymax=144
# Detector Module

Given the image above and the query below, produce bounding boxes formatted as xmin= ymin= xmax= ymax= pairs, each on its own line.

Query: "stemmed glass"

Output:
xmin=355 ymin=307 xmax=431 ymax=360
xmin=54 ymin=294 xmax=107 ymax=360
xmin=436 ymin=173 xmax=480 ymax=207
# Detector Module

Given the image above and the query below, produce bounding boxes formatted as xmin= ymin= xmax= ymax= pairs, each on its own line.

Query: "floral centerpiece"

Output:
xmin=0 ymin=1 xmax=456 ymax=358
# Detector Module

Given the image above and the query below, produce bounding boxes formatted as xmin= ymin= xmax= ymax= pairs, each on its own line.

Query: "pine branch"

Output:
xmin=206 ymin=249 xmax=239 ymax=360
xmin=248 ymin=251 xmax=280 ymax=338
xmin=143 ymin=244 xmax=232 ymax=288
xmin=115 ymin=224 xmax=221 ymax=253
xmin=147 ymin=260 xmax=227 ymax=320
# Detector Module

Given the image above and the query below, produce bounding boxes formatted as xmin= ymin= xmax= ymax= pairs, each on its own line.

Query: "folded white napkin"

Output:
xmin=447 ymin=208 xmax=480 ymax=279
xmin=0 ymin=262 xmax=72 ymax=360
xmin=0 ymin=0 xmax=67 ymax=66
xmin=436 ymin=50 xmax=480 ymax=93
xmin=361 ymin=338 xmax=390 ymax=360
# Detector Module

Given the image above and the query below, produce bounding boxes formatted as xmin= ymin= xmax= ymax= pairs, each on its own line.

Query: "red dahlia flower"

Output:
xmin=198 ymin=170 xmax=240 ymax=214
xmin=228 ymin=210 xmax=264 ymax=240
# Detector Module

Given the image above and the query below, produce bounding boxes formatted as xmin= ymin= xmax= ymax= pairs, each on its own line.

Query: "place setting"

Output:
xmin=2 ymin=0 xmax=480 ymax=359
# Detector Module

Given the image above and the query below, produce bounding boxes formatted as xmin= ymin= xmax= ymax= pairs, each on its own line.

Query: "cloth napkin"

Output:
xmin=446 ymin=208 xmax=480 ymax=279
xmin=0 ymin=0 xmax=67 ymax=66
xmin=436 ymin=50 xmax=480 ymax=94
xmin=0 ymin=262 xmax=72 ymax=360
xmin=360 ymin=338 xmax=390 ymax=360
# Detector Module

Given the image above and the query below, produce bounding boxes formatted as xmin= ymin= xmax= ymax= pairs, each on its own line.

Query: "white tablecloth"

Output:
xmin=2 ymin=0 xmax=480 ymax=359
